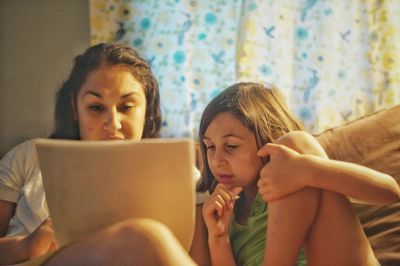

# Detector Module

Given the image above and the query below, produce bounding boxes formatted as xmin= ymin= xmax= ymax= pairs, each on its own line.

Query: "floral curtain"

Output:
xmin=89 ymin=0 xmax=400 ymax=138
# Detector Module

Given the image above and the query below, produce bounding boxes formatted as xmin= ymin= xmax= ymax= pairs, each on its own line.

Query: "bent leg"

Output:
xmin=264 ymin=187 xmax=320 ymax=266
xmin=305 ymin=191 xmax=378 ymax=266
xmin=269 ymin=132 xmax=378 ymax=265
xmin=45 ymin=218 xmax=195 ymax=266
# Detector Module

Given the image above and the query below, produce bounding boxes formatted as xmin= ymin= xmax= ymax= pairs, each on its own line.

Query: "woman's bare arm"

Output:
xmin=0 ymin=200 xmax=56 ymax=265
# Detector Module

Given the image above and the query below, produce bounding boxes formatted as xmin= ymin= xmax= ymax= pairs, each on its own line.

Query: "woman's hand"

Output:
xmin=257 ymin=143 xmax=310 ymax=202
xmin=23 ymin=218 xmax=57 ymax=259
xmin=202 ymin=184 xmax=242 ymax=239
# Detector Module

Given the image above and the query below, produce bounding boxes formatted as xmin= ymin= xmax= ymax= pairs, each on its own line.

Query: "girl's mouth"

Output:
xmin=217 ymin=174 xmax=234 ymax=184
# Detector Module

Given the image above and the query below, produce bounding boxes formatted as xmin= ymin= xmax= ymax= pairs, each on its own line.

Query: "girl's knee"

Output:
xmin=276 ymin=131 xmax=327 ymax=157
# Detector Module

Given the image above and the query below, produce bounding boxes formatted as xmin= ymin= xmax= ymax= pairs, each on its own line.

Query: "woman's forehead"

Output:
xmin=79 ymin=64 xmax=145 ymax=98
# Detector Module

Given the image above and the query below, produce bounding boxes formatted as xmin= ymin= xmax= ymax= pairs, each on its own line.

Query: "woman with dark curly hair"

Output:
xmin=0 ymin=43 xmax=201 ymax=265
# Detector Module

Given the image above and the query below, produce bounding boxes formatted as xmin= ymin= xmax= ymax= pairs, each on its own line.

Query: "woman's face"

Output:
xmin=75 ymin=64 xmax=147 ymax=141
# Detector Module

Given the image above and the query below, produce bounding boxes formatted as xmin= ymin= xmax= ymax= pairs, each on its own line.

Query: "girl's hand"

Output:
xmin=257 ymin=143 xmax=309 ymax=202
xmin=23 ymin=218 xmax=57 ymax=259
xmin=202 ymin=184 xmax=242 ymax=239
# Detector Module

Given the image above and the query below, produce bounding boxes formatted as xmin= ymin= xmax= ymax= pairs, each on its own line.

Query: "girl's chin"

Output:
xmin=217 ymin=181 xmax=237 ymax=190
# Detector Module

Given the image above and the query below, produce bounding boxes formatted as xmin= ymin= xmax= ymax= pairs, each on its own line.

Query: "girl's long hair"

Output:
xmin=197 ymin=82 xmax=303 ymax=192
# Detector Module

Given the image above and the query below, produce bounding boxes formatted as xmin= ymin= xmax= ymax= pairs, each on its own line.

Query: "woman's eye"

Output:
xmin=119 ymin=104 xmax=134 ymax=112
xmin=89 ymin=105 xmax=104 ymax=112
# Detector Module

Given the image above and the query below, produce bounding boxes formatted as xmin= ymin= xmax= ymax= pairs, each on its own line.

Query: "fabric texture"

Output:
xmin=315 ymin=104 xmax=400 ymax=266
xmin=230 ymin=193 xmax=306 ymax=266
xmin=0 ymin=140 xmax=49 ymax=236
xmin=89 ymin=0 xmax=400 ymax=138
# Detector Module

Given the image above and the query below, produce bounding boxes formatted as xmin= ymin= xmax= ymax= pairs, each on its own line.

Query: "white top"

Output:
xmin=0 ymin=140 xmax=48 ymax=236
xmin=0 ymin=139 xmax=209 ymax=236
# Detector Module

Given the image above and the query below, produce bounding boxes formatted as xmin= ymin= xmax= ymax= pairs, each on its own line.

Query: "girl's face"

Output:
xmin=75 ymin=64 xmax=147 ymax=141
xmin=203 ymin=112 xmax=263 ymax=191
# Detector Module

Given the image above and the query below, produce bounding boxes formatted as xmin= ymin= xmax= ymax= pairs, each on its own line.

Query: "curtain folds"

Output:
xmin=89 ymin=0 xmax=400 ymax=137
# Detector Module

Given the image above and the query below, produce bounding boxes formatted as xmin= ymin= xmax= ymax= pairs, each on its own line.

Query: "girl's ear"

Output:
xmin=71 ymin=95 xmax=78 ymax=121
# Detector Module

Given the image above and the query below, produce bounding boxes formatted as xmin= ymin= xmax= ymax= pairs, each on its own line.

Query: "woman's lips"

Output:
xmin=105 ymin=135 xmax=124 ymax=140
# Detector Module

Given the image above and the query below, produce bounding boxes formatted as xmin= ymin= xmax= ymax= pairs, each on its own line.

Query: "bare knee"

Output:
xmin=110 ymin=219 xmax=195 ymax=266
xmin=107 ymin=218 xmax=177 ymax=262
xmin=46 ymin=219 xmax=185 ymax=266
xmin=276 ymin=131 xmax=327 ymax=157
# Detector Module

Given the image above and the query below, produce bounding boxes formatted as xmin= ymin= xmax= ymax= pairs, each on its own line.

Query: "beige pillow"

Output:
xmin=315 ymin=105 xmax=400 ymax=265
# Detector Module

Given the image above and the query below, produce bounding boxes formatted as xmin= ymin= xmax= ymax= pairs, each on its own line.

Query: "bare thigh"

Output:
xmin=45 ymin=218 xmax=195 ymax=266
xmin=305 ymin=191 xmax=378 ymax=266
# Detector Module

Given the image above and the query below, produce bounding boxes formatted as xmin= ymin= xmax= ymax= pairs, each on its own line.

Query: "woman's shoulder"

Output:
xmin=0 ymin=139 xmax=40 ymax=177
xmin=2 ymin=139 xmax=37 ymax=160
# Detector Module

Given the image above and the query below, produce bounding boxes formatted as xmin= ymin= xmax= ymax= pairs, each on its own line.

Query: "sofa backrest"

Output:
xmin=315 ymin=104 xmax=400 ymax=265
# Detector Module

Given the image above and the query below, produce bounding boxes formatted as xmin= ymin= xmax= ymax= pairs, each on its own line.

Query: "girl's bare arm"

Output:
xmin=258 ymin=131 xmax=400 ymax=205
xmin=189 ymin=204 xmax=211 ymax=266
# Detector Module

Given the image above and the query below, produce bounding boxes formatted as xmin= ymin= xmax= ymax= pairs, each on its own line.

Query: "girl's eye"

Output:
xmin=226 ymin=144 xmax=238 ymax=151
xmin=204 ymin=144 xmax=215 ymax=151
xmin=89 ymin=104 xmax=104 ymax=112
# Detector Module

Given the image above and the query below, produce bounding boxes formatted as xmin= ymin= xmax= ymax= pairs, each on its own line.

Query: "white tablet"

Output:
xmin=35 ymin=138 xmax=196 ymax=251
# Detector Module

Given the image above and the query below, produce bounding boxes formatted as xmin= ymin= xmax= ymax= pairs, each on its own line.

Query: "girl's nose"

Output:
xmin=103 ymin=109 xmax=122 ymax=132
xmin=210 ymin=149 xmax=227 ymax=168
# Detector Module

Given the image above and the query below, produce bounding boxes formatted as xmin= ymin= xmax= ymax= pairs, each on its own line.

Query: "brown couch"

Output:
xmin=315 ymin=105 xmax=400 ymax=266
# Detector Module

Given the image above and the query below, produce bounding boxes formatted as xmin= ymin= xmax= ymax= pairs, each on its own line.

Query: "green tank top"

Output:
xmin=230 ymin=193 xmax=307 ymax=266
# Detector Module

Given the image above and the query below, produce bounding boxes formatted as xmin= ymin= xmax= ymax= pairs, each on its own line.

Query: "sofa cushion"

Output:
xmin=315 ymin=105 xmax=400 ymax=266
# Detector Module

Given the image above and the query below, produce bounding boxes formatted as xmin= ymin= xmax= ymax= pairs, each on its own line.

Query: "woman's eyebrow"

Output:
xmin=82 ymin=91 xmax=139 ymax=99
xmin=121 ymin=91 xmax=140 ymax=99
xmin=83 ymin=91 xmax=102 ymax=98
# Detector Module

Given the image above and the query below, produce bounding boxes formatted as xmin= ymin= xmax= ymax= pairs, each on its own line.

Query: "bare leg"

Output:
xmin=264 ymin=189 xmax=378 ymax=266
xmin=264 ymin=187 xmax=320 ymax=266
xmin=45 ymin=218 xmax=196 ymax=266
xmin=305 ymin=191 xmax=378 ymax=266
xmin=264 ymin=131 xmax=378 ymax=266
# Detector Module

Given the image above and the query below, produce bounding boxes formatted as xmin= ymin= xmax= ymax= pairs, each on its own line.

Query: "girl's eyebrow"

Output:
xmin=202 ymin=136 xmax=211 ymax=141
xmin=203 ymin=133 xmax=245 ymax=140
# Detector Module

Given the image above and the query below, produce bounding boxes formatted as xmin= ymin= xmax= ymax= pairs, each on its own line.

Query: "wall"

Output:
xmin=0 ymin=0 xmax=90 ymax=157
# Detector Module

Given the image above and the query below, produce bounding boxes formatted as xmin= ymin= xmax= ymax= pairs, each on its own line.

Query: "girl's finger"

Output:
xmin=215 ymin=200 xmax=224 ymax=216
xmin=215 ymin=194 xmax=230 ymax=214
xmin=213 ymin=187 xmax=234 ymax=208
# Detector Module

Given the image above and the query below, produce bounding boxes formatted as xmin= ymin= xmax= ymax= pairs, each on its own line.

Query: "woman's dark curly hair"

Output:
xmin=49 ymin=42 xmax=161 ymax=139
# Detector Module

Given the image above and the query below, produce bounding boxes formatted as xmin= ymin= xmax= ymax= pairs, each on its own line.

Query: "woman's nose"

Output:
xmin=103 ymin=109 xmax=122 ymax=131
